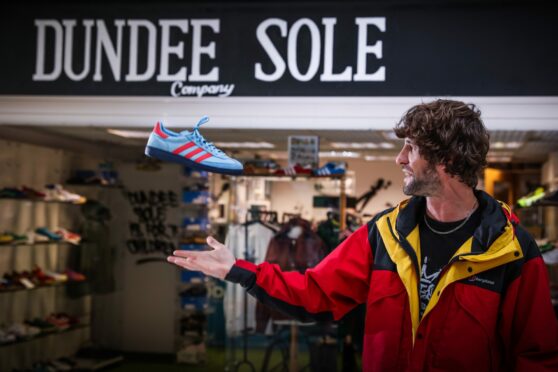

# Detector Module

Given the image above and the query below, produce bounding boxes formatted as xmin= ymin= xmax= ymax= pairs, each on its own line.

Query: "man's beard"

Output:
xmin=402 ymin=164 xmax=441 ymax=196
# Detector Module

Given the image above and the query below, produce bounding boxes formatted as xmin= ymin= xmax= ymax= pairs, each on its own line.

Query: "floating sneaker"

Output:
xmin=314 ymin=161 xmax=347 ymax=176
xmin=44 ymin=184 xmax=87 ymax=204
xmin=145 ymin=116 xmax=243 ymax=175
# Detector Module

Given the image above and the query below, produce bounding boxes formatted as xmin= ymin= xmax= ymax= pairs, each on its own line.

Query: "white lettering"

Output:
xmin=93 ymin=19 xmax=125 ymax=81
xmin=353 ymin=17 xmax=386 ymax=81
xmin=288 ymin=18 xmax=321 ymax=82
xmin=126 ymin=20 xmax=157 ymax=81
xmin=189 ymin=19 xmax=219 ymax=82
xmin=157 ymin=20 xmax=189 ymax=82
xmin=170 ymin=81 xmax=235 ymax=97
xmin=63 ymin=19 xmax=93 ymax=81
xmin=320 ymin=18 xmax=352 ymax=81
xmin=33 ymin=19 xmax=63 ymax=81
xmin=255 ymin=18 xmax=287 ymax=82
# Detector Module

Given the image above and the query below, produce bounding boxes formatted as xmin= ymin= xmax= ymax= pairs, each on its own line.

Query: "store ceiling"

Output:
xmin=2 ymin=125 xmax=557 ymax=164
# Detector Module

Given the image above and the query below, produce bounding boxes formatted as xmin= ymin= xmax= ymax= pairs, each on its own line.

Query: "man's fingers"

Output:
xmin=173 ymin=250 xmax=201 ymax=258
xmin=168 ymin=256 xmax=197 ymax=270
xmin=206 ymin=236 xmax=224 ymax=250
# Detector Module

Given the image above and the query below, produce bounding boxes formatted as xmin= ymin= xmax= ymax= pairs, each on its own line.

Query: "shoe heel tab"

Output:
xmin=153 ymin=121 xmax=169 ymax=139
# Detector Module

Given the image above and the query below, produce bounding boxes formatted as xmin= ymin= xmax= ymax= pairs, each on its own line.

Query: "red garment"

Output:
xmin=255 ymin=218 xmax=327 ymax=332
xmin=226 ymin=191 xmax=558 ymax=371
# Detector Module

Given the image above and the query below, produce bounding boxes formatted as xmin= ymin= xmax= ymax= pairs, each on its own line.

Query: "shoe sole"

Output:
xmin=145 ymin=146 xmax=243 ymax=176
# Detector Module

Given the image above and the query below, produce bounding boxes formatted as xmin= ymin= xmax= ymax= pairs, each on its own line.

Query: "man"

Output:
xmin=168 ymin=100 xmax=558 ymax=371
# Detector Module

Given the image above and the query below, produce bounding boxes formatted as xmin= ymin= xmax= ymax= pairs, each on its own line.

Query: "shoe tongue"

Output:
xmin=180 ymin=129 xmax=192 ymax=136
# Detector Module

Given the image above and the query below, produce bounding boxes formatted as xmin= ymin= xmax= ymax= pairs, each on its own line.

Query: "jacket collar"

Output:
xmin=395 ymin=190 xmax=509 ymax=253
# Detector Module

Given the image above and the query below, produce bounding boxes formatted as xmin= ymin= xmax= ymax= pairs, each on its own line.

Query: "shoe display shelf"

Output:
xmin=0 ymin=199 xmax=91 ymax=370
xmin=176 ymin=167 xmax=211 ymax=364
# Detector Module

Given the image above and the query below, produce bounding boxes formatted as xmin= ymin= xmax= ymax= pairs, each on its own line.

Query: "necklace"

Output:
xmin=423 ymin=201 xmax=478 ymax=235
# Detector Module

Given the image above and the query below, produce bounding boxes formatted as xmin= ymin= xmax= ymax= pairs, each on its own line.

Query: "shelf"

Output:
xmin=0 ymin=324 xmax=90 ymax=348
xmin=0 ymin=281 xmax=88 ymax=295
xmin=227 ymin=173 xmax=345 ymax=180
xmin=66 ymin=183 xmax=123 ymax=189
xmin=0 ymin=197 xmax=83 ymax=205
xmin=517 ymin=200 xmax=558 ymax=209
xmin=0 ymin=241 xmax=79 ymax=248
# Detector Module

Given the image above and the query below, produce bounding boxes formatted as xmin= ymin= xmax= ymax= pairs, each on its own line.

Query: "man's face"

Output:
xmin=395 ymin=138 xmax=441 ymax=196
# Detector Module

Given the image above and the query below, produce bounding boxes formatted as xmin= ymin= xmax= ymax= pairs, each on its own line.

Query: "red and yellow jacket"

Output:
xmin=226 ymin=191 xmax=558 ymax=371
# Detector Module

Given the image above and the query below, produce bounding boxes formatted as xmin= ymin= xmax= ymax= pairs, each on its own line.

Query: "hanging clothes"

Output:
xmin=256 ymin=218 xmax=327 ymax=332
xmin=223 ymin=223 xmax=276 ymax=337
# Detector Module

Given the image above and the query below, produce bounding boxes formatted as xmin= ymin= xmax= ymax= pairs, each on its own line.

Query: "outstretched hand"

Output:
xmin=167 ymin=236 xmax=236 ymax=280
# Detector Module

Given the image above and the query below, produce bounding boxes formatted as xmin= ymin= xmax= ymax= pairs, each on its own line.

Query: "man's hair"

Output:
xmin=393 ymin=99 xmax=490 ymax=188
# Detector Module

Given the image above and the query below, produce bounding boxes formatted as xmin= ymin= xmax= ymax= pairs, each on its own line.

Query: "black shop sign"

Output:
xmin=1 ymin=3 xmax=557 ymax=96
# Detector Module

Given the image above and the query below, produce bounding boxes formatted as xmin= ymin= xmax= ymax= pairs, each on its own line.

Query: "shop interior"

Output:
xmin=1 ymin=114 xmax=557 ymax=371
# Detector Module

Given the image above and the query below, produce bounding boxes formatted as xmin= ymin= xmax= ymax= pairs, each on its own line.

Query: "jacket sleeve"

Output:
xmin=225 ymin=224 xmax=373 ymax=322
xmin=499 ymin=233 xmax=558 ymax=371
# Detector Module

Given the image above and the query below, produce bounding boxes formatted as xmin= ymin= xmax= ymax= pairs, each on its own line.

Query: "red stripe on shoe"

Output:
xmin=154 ymin=122 xmax=168 ymax=139
xmin=195 ymin=153 xmax=212 ymax=163
xmin=185 ymin=148 xmax=204 ymax=159
xmin=172 ymin=142 xmax=196 ymax=154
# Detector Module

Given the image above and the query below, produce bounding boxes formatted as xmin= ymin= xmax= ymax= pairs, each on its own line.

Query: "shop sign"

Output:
xmin=1 ymin=3 xmax=556 ymax=96
xmin=288 ymin=136 xmax=319 ymax=168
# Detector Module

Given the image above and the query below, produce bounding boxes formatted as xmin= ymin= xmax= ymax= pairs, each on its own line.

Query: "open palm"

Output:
xmin=167 ymin=236 xmax=236 ymax=280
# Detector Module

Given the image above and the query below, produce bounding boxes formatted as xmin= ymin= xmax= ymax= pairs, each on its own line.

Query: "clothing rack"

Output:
xmin=229 ymin=211 xmax=279 ymax=372
xmin=227 ymin=174 xmax=347 ymax=372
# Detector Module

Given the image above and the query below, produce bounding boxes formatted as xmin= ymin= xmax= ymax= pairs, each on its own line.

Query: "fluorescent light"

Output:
xmin=319 ymin=151 xmax=361 ymax=158
xmin=214 ymin=142 xmax=275 ymax=149
xmin=491 ymin=141 xmax=523 ymax=149
xmin=331 ymin=142 xmax=378 ymax=149
xmin=331 ymin=142 xmax=395 ymax=149
xmin=107 ymin=129 xmax=150 ymax=139
xmin=365 ymin=155 xmax=396 ymax=161
xmin=379 ymin=142 xmax=395 ymax=149
xmin=487 ymin=155 xmax=512 ymax=162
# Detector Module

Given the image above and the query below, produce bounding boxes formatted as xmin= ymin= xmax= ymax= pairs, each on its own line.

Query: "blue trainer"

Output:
xmin=145 ymin=116 xmax=243 ymax=175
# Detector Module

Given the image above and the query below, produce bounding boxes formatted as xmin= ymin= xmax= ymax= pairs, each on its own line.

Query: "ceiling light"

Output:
xmin=214 ymin=142 xmax=275 ymax=149
xmin=331 ymin=142 xmax=378 ymax=149
xmin=487 ymin=156 xmax=512 ymax=163
xmin=365 ymin=155 xmax=396 ymax=161
xmin=379 ymin=142 xmax=395 ymax=149
xmin=107 ymin=129 xmax=150 ymax=139
xmin=491 ymin=141 xmax=523 ymax=149
xmin=319 ymin=151 xmax=361 ymax=158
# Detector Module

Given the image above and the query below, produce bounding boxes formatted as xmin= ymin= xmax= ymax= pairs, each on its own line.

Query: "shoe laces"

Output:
xmin=182 ymin=116 xmax=223 ymax=155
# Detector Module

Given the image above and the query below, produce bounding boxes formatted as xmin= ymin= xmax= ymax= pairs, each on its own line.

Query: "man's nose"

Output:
xmin=396 ymin=148 xmax=407 ymax=165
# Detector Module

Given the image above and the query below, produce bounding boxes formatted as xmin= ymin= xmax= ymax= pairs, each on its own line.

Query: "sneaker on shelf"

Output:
xmin=25 ymin=318 xmax=57 ymax=334
xmin=0 ymin=328 xmax=16 ymax=344
xmin=32 ymin=266 xmax=56 ymax=285
xmin=6 ymin=322 xmax=40 ymax=340
xmin=21 ymin=186 xmax=46 ymax=199
xmin=145 ymin=116 xmax=243 ymax=175
xmin=313 ymin=161 xmax=346 ymax=176
xmin=35 ymin=227 xmax=63 ymax=241
xmin=0 ymin=187 xmax=26 ymax=199
xmin=44 ymin=270 xmax=68 ymax=283
xmin=44 ymin=184 xmax=87 ymax=204
xmin=274 ymin=164 xmax=313 ymax=176
xmin=26 ymin=230 xmax=50 ymax=244
xmin=65 ymin=269 xmax=87 ymax=282
xmin=0 ymin=233 xmax=14 ymax=245
xmin=55 ymin=228 xmax=82 ymax=245
xmin=517 ymin=187 xmax=545 ymax=208
xmin=6 ymin=232 xmax=27 ymax=244
xmin=46 ymin=313 xmax=71 ymax=331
